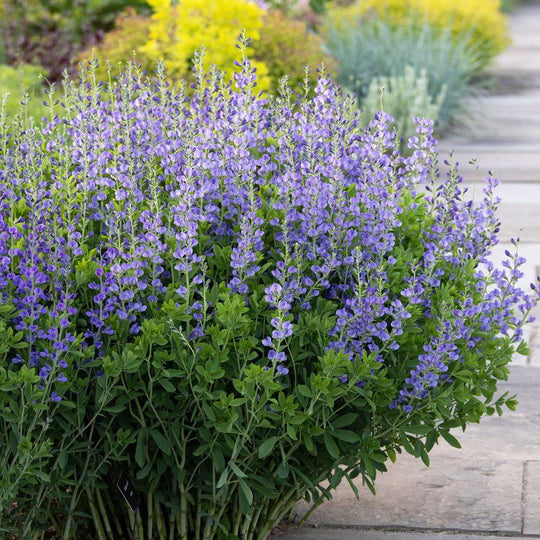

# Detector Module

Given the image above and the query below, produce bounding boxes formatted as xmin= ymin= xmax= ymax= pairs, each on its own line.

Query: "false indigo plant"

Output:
xmin=0 ymin=42 xmax=536 ymax=539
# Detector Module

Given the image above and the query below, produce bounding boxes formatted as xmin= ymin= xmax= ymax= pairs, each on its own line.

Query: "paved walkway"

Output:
xmin=280 ymin=2 xmax=540 ymax=538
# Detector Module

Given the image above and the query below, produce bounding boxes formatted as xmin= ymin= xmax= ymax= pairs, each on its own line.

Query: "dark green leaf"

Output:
xmin=324 ymin=433 xmax=339 ymax=459
xmin=258 ymin=436 xmax=279 ymax=459
xmin=440 ymin=430 xmax=462 ymax=449
xmin=150 ymin=430 xmax=172 ymax=456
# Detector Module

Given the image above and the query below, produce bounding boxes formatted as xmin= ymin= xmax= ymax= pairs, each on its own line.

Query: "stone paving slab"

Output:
xmin=528 ymin=326 xmax=540 ymax=368
xmin=438 ymin=151 xmax=540 ymax=170
xmin=280 ymin=530 xmax=540 ymax=540
xmin=471 ymin=99 xmax=540 ymax=116
xmin=287 ymin=368 xmax=539 ymax=535
xmin=292 ymin=456 xmax=523 ymax=533
xmin=496 ymin=204 xmax=540 ymax=243
xmin=524 ymin=461 xmax=540 ymax=536
xmin=441 ymin=124 xmax=540 ymax=143
xmin=440 ymin=142 xmax=540 ymax=154
xmin=446 ymin=166 xmax=539 ymax=184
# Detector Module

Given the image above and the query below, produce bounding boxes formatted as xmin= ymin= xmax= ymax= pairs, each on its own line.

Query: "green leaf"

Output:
xmin=399 ymin=431 xmax=415 ymax=456
xmin=440 ymin=430 xmax=462 ymax=449
xmin=216 ymin=469 xmax=228 ymax=489
xmin=229 ymin=461 xmax=247 ymax=479
xmin=286 ymin=423 xmax=297 ymax=441
xmin=324 ymin=433 xmax=339 ymax=459
xmin=363 ymin=456 xmax=375 ymax=478
xmin=159 ymin=379 xmax=175 ymax=392
xmin=297 ymin=385 xmax=313 ymax=398
xmin=516 ymin=340 xmax=530 ymax=357
xmin=332 ymin=413 xmax=358 ymax=428
xmin=150 ymin=430 xmax=172 ymax=456
xmin=332 ymin=429 xmax=360 ymax=443
xmin=238 ymin=479 xmax=253 ymax=506
xmin=258 ymin=436 xmax=279 ymax=459
xmin=404 ymin=424 xmax=432 ymax=436
xmin=136 ymin=463 xmax=152 ymax=480
xmin=135 ymin=431 xmax=146 ymax=468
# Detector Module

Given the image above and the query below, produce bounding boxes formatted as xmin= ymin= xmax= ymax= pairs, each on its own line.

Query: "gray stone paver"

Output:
xmin=281 ymin=530 xmax=540 ymax=540
xmin=292 ymin=457 xmax=523 ymax=533
xmin=524 ymin=461 xmax=540 ymax=536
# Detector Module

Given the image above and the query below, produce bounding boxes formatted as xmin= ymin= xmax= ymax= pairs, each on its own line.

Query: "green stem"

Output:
xmin=168 ymin=482 xmax=178 ymax=540
xmin=260 ymin=489 xmax=299 ymax=539
xmin=95 ymin=489 xmax=114 ymax=538
xmin=231 ymin=493 xmax=240 ymax=536
xmin=87 ymin=490 xmax=107 ymax=540
xmin=179 ymin=483 xmax=188 ymax=539
xmin=299 ymin=497 xmax=323 ymax=525
xmin=195 ymin=487 xmax=202 ymax=540
xmin=202 ymin=520 xmax=212 ymax=540
xmin=240 ymin=509 xmax=253 ymax=538
xmin=104 ymin=488 xmax=124 ymax=537
xmin=155 ymin=495 xmax=167 ymax=540
xmin=248 ymin=503 xmax=264 ymax=539
xmin=136 ymin=509 xmax=144 ymax=540
xmin=147 ymin=491 xmax=154 ymax=539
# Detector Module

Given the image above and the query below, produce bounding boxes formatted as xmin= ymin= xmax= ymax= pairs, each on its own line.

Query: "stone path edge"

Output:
xmin=279 ymin=524 xmax=540 ymax=538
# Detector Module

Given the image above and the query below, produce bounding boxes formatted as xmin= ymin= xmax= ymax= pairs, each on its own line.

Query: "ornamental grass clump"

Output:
xmin=0 ymin=41 xmax=537 ymax=539
xmin=325 ymin=19 xmax=483 ymax=130
xmin=360 ymin=66 xmax=446 ymax=153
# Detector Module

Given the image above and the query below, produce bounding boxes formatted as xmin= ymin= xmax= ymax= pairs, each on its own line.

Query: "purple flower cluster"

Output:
xmin=0 ymin=56 xmax=535 ymax=410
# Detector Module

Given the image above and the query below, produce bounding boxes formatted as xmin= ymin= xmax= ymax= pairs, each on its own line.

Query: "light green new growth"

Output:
xmin=361 ymin=66 xmax=446 ymax=150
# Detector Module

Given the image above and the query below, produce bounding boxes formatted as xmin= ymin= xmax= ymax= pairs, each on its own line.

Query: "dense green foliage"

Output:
xmin=0 ymin=63 xmax=45 ymax=119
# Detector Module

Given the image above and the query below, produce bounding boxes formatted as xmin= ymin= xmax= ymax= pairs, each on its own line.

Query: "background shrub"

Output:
xmin=0 ymin=63 xmax=44 ymax=119
xmin=325 ymin=19 xmax=483 ymax=130
xmin=141 ymin=0 xmax=271 ymax=90
xmin=252 ymin=10 xmax=335 ymax=93
xmin=75 ymin=8 xmax=154 ymax=82
xmin=0 ymin=0 xmax=149 ymax=81
xmin=78 ymin=4 xmax=334 ymax=94
xmin=328 ymin=0 xmax=509 ymax=70
xmin=360 ymin=66 xmax=445 ymax=151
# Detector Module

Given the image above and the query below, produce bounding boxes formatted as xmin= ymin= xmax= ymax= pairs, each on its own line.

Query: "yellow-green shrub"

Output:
xmin=142 ymin=0 xmax=271 ymax=90
xmin=252 ymin=10 xmax=335 ymax=92
xmin=328 ymin=0 xmax=509 ymax=69
xmin=76 ymin=8 xmax=153 ymax=80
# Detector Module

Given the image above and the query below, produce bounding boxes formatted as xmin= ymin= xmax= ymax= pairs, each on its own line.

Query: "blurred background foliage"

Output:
xmin=0 ymin=0 xmax=512 ymax=143
xmin=328 ymin=0 xmax=509 ymax=70
xmin=0 ymin=0 xmax=150 ymax=80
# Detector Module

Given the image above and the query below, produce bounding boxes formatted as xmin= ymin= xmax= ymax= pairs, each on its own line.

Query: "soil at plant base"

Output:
xmin=269 ymin=519 xmax=299 ymax=538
